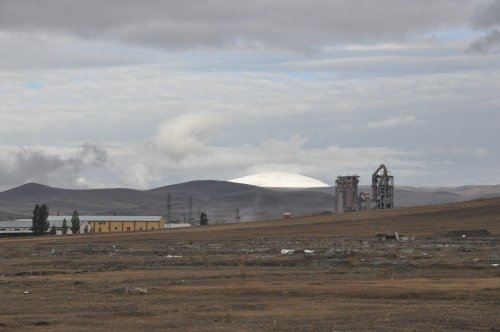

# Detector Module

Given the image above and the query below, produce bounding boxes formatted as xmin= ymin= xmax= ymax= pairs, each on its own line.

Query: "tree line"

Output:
xmin=32 ymin=203 xmax=83 ymax=236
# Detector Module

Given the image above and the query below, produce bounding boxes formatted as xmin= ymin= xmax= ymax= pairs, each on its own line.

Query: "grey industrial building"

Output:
xmin=335 ymin=164 xmax=394 ymax=213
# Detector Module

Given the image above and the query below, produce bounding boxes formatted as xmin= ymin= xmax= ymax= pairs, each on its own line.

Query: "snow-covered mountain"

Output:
xmin=229 ymin=172 xmax=330 ymax=188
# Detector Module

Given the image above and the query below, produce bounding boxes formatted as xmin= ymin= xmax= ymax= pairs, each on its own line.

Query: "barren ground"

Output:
xmin=1 ymin=198 xmax=499 ymax=331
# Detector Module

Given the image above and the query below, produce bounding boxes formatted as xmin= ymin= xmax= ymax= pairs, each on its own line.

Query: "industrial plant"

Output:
xmin=335 ymin=164 xmax=394 ymax=213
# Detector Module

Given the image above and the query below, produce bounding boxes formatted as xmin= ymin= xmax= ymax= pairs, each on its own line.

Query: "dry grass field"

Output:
xmin=1 ymin=198 xmax=499 ymax=331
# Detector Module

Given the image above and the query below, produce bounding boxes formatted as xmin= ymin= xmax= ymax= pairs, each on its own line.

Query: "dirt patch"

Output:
xmin=0 ymin=198 xmax=499 ymax=331
xmin=12 ymin=270 xmax=67 ymax=277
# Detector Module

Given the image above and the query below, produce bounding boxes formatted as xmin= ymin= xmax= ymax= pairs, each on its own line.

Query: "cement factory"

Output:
xmin=335 ymin=164 xmax=394 ymax=213
xmin=0 ymin=164 xmax=395 ymax=237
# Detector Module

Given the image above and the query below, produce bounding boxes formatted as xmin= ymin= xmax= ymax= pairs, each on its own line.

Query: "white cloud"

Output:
xmin=0 ymin=60 xmax=498 ymax=188
xmin=367 ymin=116 xmax=417 ymax=129
xmin=121 ymin=163 xmax=155 ymax=189
xmin=412 ymin=147 xmax=492 ymax=158
xmin=148 ymin=112 xmax=233 ymax=159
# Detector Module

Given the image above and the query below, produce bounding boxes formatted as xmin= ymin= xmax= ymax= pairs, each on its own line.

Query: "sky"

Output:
xmin=0 ymin=0 xmax=499 ymax=190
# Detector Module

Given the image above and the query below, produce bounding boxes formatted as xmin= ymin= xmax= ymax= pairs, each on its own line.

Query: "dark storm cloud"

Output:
xmin=467 ymin=30 xmax=500 ymax=53
xmin=0 ymin=144 xmax=108 ymax=189
xmin=0 ymin=0 xmax=479 ymax=50
xmin=471 ymin=0 xmax=500 ymax=28
xmin=468 ymin=0 xmax=500 ymax=53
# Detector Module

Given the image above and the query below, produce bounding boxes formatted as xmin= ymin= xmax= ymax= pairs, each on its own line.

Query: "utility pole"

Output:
xmin=188 ymin=195 xmax=193 ymax=222
xmin=235 ymin=208 xmax=240 ymax=223
xmin=166 ymin=194 xmax=172 ymax=222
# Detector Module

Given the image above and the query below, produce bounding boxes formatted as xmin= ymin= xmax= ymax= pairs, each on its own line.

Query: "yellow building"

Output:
xmin=84 ymin=216 xmax=164 ymax=233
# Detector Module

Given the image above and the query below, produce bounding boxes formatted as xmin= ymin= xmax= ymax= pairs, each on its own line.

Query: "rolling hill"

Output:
xmin=0 ymin=181 xmax=499 ymax=222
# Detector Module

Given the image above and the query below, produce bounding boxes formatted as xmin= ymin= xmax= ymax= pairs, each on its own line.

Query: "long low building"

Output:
xmin=84 ymin=216 xmax=164 ymax=233
xmin=0 ymin=220 xmax=33 ymax=236
xmin=0 ymin=215 xmax=166 ymax=236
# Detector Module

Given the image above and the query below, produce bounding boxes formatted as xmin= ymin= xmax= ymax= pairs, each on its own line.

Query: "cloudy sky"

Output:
xmin=0 ymin=0 xmax=499 ymax=190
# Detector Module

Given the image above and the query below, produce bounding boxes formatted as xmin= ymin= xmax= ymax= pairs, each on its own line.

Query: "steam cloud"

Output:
xmin=0 ymin=144 xmax=108 ymax=189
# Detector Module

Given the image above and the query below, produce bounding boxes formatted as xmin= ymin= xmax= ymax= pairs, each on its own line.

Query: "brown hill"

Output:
xmin=1 ymin=181 xmax=499 ymax=222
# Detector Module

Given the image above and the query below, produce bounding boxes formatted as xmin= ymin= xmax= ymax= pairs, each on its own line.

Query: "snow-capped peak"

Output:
xmin=229 ymin=172 xmax=329 ymax=188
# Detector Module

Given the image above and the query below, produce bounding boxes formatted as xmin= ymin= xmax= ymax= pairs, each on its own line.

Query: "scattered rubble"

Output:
xmin=125 ymin=287 xmax=148 ymax=295
xmin=166 ymin=255 xmax=183 ymax=258
xmin=444 ymin=229 xmax=492 ymax=238
xmin=376 ymin=232 xmax=415 ymax=241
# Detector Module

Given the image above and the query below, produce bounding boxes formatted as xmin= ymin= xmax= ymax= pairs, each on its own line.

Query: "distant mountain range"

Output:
xmin=1 ymin=181 xmax=499 ymax=222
